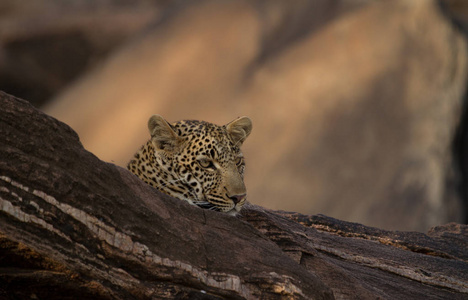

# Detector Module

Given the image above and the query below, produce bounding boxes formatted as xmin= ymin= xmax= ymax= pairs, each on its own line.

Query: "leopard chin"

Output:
xmin=227 ymin=204 xmax=244 ymax=216
xmin=226 ymin=208 xmax=239 ymax=216
xmin=191 ymin=201 xmax=240 ymax=216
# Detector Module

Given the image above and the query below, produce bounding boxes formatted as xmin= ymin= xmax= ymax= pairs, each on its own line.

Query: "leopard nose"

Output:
xmin=230 ymin=194 xmax=246 ymax=204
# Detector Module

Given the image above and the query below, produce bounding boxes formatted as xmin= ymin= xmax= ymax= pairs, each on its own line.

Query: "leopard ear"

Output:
xmin=226 ymin=116 xmax=252 ymax=146
xmin=148 ymin=115 xmax=181 ymax=152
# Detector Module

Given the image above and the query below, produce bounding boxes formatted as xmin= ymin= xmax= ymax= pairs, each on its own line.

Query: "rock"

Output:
xmin=40 ymin=0 xmax=468 ymax=231
xmin=243 ymin=208 xmax=468 ymax=299
xmin=0 ymin=91 xmax=332 ymax=299
xmin=1 ymin=91 xmax=468 ymax=299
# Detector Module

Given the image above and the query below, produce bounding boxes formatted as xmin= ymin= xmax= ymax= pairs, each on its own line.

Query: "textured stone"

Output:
xmin=0 ymin=91 xmax=332 ymax=299
xmin=2 ymin=91 xmax=468 ymax=299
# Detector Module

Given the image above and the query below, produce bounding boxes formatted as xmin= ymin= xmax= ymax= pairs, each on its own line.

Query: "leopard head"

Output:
xmin=131 ymin=115 xmax=252 ymax=215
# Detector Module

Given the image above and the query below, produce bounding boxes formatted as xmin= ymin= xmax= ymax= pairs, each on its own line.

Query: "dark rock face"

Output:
xmin=0 ymin=92 xmax=332 ymax=299
xmin=1 ymin=91 xmax=468 ymax=299
xmin=243 ymin=209 xmax=468 ymax=299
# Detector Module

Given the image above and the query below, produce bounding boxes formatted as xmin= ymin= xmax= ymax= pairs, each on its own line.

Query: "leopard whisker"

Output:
xmin=192 ymin=201 xmax=211 ymax=206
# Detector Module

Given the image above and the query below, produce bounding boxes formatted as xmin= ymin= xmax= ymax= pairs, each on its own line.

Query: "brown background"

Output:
xmin=1 ymin=0 xmax=468 ymax=231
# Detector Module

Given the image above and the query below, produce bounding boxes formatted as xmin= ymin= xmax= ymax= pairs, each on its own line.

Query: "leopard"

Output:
xmin=127 ymin=115 xmax=252 ymax=215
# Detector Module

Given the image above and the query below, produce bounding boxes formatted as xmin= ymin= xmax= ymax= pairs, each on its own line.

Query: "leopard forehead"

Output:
xmin=172 ymin=120 xmax=241 ymax=158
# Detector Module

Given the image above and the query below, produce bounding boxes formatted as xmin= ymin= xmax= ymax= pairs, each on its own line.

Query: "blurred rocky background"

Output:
xmin=1 ymin=0 xmax=468 ymax=232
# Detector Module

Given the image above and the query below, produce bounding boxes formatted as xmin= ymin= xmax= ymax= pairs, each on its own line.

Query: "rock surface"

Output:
xmin=35 ymin=0 xmax=468 ymax=231
xmin=2 ymin=91 xmax=468 ymax=299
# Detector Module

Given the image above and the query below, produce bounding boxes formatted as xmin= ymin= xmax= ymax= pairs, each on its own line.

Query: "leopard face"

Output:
xmin=127 ymin=115 xmax=252 ymax=215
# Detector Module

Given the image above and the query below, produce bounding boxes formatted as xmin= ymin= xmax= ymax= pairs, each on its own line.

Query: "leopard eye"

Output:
xmin=235 ymin=157 xmax=243 ymax=166
xmin=198 ymin=158 xmax=216 ymax=170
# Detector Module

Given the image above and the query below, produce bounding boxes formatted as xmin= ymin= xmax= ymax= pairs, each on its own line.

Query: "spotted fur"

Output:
xmin=127 ymin=115 xmax=252 ymax=215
